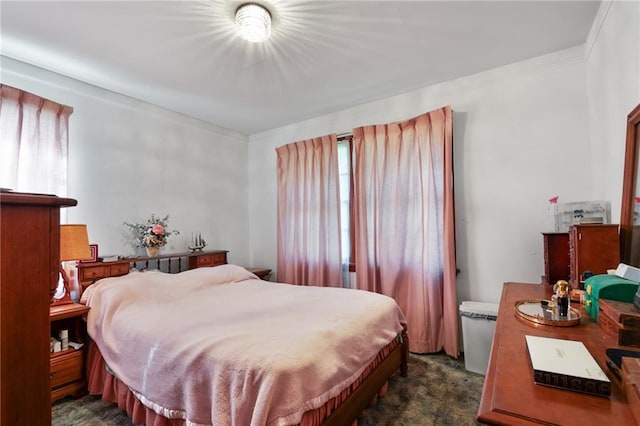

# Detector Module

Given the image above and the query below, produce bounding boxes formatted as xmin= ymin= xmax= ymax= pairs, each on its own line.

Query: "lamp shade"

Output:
xmin=235 ymin=3 xmax=272 ymax=43
xmin=60 ymin=224 xmax=91 ymax=261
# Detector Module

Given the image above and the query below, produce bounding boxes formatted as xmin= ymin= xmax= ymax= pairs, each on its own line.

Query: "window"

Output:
xmin=0 ymin=84 xmax=72 ymax=196
xmin=337 ymin=135 xmax=354 ymax=269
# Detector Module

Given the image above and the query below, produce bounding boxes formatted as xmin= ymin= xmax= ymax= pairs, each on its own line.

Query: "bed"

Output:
xmin=80 ymin=264 xmax=408 ymax=426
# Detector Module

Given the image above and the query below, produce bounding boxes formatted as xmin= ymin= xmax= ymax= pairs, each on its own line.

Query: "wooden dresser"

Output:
xmin=50 ymin=302 xmax=90 ymax=402
xmin=0 ymin=192 xmax=76 ymax=426
xmin=478 ymin=282 xmax=635 ymax=425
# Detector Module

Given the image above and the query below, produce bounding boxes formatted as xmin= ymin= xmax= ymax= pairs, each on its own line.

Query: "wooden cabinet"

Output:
xmin=541 ymin=232 xmax=570 ymax=284
xmin=569 ymin=224 xmax=620 ymax=287
xmin=50 ymin=303 xmax=90 ymax=402
xmin=0 ymin=192 xmax=76 ymax=426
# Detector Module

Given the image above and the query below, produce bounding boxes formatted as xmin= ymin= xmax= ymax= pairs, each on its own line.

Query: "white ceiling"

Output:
xmin=1 ymin=1 xmax=601 ymax=135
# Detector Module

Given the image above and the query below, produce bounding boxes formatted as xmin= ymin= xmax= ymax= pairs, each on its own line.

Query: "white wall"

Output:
xmin=248 ymin=47 xmax=593 ymax=304
xmin=586 ymin=0 xmax=640 ymax=215
xmin=2 ymin=57 xmax=251 ymax=265
xmin=248 ymin=0 xmax=640 ymax=304
xmin=4 ymin=0 xmax=636 ymax=302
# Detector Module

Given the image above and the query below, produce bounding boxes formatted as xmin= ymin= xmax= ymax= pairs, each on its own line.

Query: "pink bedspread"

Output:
xmin=81 ymin=264 xmax=406 ymax=426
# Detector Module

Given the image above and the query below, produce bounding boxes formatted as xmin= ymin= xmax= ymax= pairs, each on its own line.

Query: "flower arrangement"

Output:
xmin=123 ymin=214 xmax=179 ymax=248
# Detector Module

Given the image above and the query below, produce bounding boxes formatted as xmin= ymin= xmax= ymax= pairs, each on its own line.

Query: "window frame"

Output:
xmin=337 ymin=134 xmax=356 ymax=272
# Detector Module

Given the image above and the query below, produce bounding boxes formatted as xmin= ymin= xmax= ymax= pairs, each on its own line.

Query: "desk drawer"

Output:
xmin=50 ymin=350 xmax=82 ymax=389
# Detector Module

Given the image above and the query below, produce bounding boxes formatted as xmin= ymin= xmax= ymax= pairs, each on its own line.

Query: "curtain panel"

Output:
xmin=352 ymin=106 xmax=457 ymax=355
xmin=0 ymin=84 xmax=73 ymax=196
xmin=276 ymin=135 xmax=343 ymax=287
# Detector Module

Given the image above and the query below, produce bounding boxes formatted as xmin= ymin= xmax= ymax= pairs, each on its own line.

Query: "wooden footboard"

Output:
xmin=322 ymin=326 xmax=409 ymax=425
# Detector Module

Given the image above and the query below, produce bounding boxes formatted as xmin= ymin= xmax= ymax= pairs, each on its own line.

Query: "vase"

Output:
xmin=146 ymin=247 xmax=159 ymax=257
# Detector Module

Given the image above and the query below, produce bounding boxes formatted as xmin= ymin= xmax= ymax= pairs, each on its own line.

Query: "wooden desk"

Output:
xmin=478 ymin=282 xmax=636 ymax=425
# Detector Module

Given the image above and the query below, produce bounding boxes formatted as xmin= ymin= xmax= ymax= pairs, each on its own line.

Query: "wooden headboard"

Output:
xmin=76 ymin=250 xmax=228 ymax=289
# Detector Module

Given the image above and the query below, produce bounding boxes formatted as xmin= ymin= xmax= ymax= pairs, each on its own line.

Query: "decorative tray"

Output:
xmin=514 ymin=299 xmax=581 ymax=327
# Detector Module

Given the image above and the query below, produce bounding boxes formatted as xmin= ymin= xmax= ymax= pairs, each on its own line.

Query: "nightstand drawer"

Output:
xmin=50 ymin=350 xmax=82 ymax=389
xmin=78 ymin=265 xmax=107 ymax=283
xmin=77 ymin=260 xmax=130 ymax=285
xmin=197 ymin=253 xmax=226 ymax=267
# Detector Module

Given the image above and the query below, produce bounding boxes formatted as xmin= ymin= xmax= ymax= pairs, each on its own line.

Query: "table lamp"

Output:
xmin=52 ymin=224 xmax=91 ymax=305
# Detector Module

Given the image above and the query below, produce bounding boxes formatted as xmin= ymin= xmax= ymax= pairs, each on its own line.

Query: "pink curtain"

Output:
xmin=276 ymin=135 xmax=343 ymax=287
xmin=0 ymin=84 xmax=73 ymax=196
xmin=353 ymin=106 xmax=457 ymax=356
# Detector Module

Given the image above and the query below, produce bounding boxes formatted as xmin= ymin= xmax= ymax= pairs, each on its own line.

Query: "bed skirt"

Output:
xmin=86 ymin=337 xmax=400 ymax=426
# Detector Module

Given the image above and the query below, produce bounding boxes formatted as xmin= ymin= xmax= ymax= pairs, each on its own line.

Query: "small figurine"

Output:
xmin=555 ymin=280 xmax=569 ymax=317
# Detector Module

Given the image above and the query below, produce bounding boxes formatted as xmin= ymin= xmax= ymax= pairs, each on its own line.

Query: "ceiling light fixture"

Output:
xmin=235 ymin=3 xmax=272 ymax=43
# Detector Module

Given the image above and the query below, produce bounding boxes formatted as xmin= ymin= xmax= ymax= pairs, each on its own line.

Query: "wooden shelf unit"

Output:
xmin=50 ymin=303 xmax=90 ymax=403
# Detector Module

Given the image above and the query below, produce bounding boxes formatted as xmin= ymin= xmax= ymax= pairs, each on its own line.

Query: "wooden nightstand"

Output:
xmin=246 ymin=267 xmax=272 ymax=281
xmin=50 ymin=302 xmax=90 ymax=403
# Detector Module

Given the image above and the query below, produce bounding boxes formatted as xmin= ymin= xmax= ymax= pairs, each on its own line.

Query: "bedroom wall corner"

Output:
xmin=1 ymin=56 xmax=252 ymax=265
xmin=247 ymin=47 xmax=592 ymax=304
xmin=584 ymin=0 xmax=640 ymax=219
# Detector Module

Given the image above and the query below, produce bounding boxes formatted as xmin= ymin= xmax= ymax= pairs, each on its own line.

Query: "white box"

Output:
xmin=615 ymin=263 xmax=640 ymax=282
xmin=459 ymin=301 xmax=498 ymax=375
xmin=525 ymin=335 xmax=610 ymax=396
xmin=548 ymin=201 xmax=611 ymax=233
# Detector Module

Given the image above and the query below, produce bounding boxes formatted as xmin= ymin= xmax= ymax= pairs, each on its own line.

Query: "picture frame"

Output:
xmin=80 ymin=243 xmax=98 ymax=263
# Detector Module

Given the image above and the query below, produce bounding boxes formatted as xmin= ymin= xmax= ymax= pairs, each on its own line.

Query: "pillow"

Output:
xmin=179 ymin=264 xmax=259 ymax=285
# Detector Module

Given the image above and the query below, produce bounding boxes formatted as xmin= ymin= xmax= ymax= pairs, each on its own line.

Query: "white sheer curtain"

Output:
xmin=276 ymin=134 xmax=343 ymax=287
xmin=0 ymin=84 xmax=73 ymax=196
xmin=352 ymin=106 xmax=458 ymax=355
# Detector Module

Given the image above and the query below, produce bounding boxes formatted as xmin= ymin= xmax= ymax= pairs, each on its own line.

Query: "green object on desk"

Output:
xmin=584 ymin=274 xmax=639 ymax=321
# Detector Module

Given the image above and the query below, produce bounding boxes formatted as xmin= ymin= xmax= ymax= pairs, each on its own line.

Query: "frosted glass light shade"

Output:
xmin=236 ymin=3 xmax=272 ymax=43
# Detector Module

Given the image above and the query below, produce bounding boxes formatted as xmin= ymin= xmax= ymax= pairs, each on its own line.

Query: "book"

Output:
xmin=98 ymin=255 xmax=120 ymax=262
xmin=525 ymin=335 xmax=610 ymax=397
xmin=605 ymin=348 xmax=640 ymax=381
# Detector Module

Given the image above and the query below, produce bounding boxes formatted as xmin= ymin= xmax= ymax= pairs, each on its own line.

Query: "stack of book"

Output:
xmin=525 ymin=335 xmax=610 ymax=397
xmin=598 ymin=299 xmax=640 ymax=348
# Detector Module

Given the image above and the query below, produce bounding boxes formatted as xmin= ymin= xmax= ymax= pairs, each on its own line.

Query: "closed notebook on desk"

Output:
xmin=525 ymin=335 xmax=611 ymax=397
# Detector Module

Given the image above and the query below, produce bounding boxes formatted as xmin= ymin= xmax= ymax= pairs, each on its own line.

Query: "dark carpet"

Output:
xmin=52 ymin=353 xmax=484 ymax=425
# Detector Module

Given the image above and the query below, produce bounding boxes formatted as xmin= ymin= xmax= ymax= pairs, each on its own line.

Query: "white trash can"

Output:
xmin=459 ymin=301 xmax=499 ymax=375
